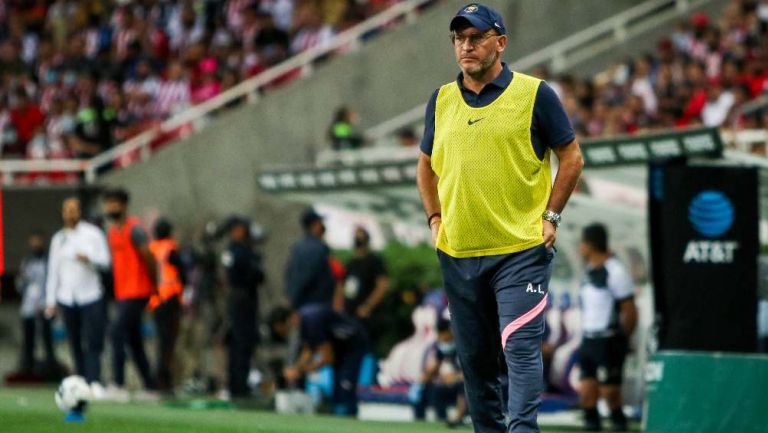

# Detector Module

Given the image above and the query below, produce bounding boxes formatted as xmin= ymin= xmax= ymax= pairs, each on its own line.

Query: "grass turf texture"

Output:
xmin=0 ymin=387 xmax=638 ymax=433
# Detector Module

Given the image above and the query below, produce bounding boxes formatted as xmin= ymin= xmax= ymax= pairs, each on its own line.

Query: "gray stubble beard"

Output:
xmin=465 ymin=50 xmax=500 ymax=81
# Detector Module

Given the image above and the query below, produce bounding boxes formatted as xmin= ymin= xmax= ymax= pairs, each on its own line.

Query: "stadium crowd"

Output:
xmin=2 ymin=0 xmax=766 ymax=165
xmin=542 ymin=0 xmax=768 ymax=144
xmin=0 ymin=0 xmax=416 ymax=160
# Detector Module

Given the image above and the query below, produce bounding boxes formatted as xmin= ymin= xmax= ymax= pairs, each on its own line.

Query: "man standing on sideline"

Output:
xmin=221 ymin=215 xmax=265 ymax=398
xmin=335 ymin=227 xmax=389 ymax=355
xmin=103 ymin=189 xmax=157 ymax=397
xmin=148 ymin=218 xmax=186 ymax=394
xmin=577 ymin=224 xmax=637 ymax=432
xmin=45 ymin=198 xmax=110 ymax=396
xmin=16 ymin=232 xmax=58 ymax=376
xmin=285 ymin=209 xmax=335 ymax=309
xmin=416 ymin=4 xmax=584 ymax=432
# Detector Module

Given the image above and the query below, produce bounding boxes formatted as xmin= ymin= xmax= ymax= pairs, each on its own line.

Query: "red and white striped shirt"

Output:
xmin=114 ymin=27 xmax=139 ymax=61
xmin=290 ymin=26 xmax=335 ymax=54
xmin=154 ymin=79 xmax=190 ymax=118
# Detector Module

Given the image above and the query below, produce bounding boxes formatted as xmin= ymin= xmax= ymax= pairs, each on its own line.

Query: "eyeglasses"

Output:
xmin=450 ymin=30 xmax=500 ymax=47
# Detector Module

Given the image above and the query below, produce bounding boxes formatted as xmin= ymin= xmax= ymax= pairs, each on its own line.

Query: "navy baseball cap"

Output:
xmin=450 ymin=3 xmax=506 ymax=35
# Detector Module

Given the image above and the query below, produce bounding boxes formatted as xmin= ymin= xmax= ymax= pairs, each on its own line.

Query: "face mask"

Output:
xmin=437 ymin=341 xmax=456 ymax=355
xmin=106 ymin=211 xmax=123 ymax=221
xmin=354 ymin=237 xmax=368 ymax=248
xmin=31 ymin=248 xmax=45 ymax=258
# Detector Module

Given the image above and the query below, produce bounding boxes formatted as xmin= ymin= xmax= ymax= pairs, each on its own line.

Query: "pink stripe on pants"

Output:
xmin=501 ymin=293 xmax=549 ymax=349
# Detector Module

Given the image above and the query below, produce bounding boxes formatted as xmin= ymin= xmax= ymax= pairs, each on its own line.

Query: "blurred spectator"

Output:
xmin=702 ymin=81 xmax=735 ymax=126
xmin=412 ymin=317 xmax=467 ymax=427
xmin=149 ymin=218 xmax=186 ymax=394
xmin=155 ymin=60 xmax=190 ymax=118
xmin=221 ymin=215 xmax=265 ymax=398
xmin=285 ymin=208 xmax=335 ymax=309
xmin=16 ymin=231 xmax=58 ymax=375
xmin=291 ymin=3 xmax=335 ymax=54
xmin=8 ymin=87 xmax=44 ymax=157
xmin=328 ymin=106 xmax=363 ymax=150
xmin=335 ymin=227 xmax=389 ymax=356
xmin=190 ymin=58 xmax=221 ymax=104
xmin=45 ymin=197 xmax=110 ymax=395
xmin=71 ymin=94 xmax=112 ymax=158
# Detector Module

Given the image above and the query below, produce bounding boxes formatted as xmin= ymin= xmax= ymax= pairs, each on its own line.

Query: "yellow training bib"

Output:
xmin=431 ymin=72 xmax=551 ymax=258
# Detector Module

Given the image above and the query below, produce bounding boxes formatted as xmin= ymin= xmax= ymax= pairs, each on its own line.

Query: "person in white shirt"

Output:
xmin=45 ymin=197 xmax=110 ymax=395
xmin=577 ymin=223 xmax=638 ymax=432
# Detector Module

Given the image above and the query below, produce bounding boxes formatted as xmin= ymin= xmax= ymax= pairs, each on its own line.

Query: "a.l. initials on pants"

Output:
xmin=525 ymin=283 xmax=545 ymax=294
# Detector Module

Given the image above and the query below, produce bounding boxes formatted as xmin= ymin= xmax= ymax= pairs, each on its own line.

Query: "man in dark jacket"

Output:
xmin=285 ymin=209 xmax=335 ymax=309
xmin=222 ymin=215 xmax=265 ymax=398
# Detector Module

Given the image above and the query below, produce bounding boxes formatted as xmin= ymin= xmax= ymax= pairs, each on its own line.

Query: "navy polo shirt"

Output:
xmin=420 ymin=64 xmax=575 ymax=160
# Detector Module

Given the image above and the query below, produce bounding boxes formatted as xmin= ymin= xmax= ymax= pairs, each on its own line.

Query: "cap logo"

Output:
xmin=464 ymin=5 xmax=478 ymax=13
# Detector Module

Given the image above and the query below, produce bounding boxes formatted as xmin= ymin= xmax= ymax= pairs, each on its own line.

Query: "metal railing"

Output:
xmin=0 ymin=0 xmax=434 ymax=186
xmin=721 ymin=129 xmax=768 ymax=153
xmin=361 ymin=0 xmax=711 ymax=141
xmin=0 ymin=159 xmax=87 ymax=186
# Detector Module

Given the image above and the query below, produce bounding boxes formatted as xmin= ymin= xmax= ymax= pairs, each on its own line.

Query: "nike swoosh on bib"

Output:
xmin=467 ymin=118 xmax=485 ymax=125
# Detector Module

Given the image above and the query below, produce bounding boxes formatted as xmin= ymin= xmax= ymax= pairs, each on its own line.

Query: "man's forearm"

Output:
xmin=620 ymin=301 xmax=638 ymax=336
xmin=547 ymin=141 xmax=584 ymax=213
xmin=417 ymin=154 xmax=441 ymax=216
xmin=363 ymin=277 xmax=389 ymax=310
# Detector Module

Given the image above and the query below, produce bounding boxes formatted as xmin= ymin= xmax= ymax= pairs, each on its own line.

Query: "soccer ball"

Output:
xmin=55 ymin=376 xmax=92 ymax=413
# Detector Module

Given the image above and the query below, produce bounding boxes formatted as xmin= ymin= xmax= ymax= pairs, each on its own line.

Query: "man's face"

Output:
xmin=310 ymin=220 xmax=326 ymax=238
xmin=229 ymin=224 xmax=247 ymax=241
xmin=452 ymin=25 xmax=506 ymax=78
xmin=353 ymin=228 xmax=369 ymax=248
xmin=28 ymin=235 xmax=44 ymax=251
xmin=579 ymin=240 xmax=592 ymax=261
xmin=62 ymin=198 xmax=81 ymax=226
xmin=103 ymin=199 xmax=126 ymax=220
xmin=437 ymin=329 xmax=454 ymax=344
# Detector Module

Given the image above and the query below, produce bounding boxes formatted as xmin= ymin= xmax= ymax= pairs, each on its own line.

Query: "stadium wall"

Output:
xmin=102 ymin=0 xmax=678 ymax=307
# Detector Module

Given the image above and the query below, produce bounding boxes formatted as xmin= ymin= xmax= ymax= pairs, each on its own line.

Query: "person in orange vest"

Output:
xmin=103 ymin=188 xmax=157 ymax=399
xmin=149 ymin=218 xmax=186 ymax=394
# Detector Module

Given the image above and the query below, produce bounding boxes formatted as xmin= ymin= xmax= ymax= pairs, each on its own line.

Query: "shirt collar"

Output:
xmin=456 ymin=62 xmax=512 ymax=93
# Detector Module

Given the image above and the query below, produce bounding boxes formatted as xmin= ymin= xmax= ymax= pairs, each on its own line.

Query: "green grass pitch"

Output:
xmin=0 ymin=387 xmax=637 ymax=433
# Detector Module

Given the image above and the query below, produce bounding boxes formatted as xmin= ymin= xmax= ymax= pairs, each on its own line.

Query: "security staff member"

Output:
xmin=104 ymin=188 xmax=157 ymax=394
xmin=578 ymin=224 xmax=637 ymax=432
xmin=416 ymin=4 xmax=583 ymax=433
xmin=221 ymin=215 xmax=265 ymax=398
xmin=149 ymin=218 xmax=186 ymax=393
xmin=275 ymin=304 xmax=368 ymax=416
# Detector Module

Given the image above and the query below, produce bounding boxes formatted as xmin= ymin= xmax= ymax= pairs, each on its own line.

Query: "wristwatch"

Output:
xmin=542 ymin=210 xmax=561 ymax=229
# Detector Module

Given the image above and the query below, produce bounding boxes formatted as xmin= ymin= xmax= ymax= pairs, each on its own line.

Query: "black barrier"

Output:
xmin=257 ymin=127 xmax=724 ymax=193
xmin=649 ymin=161 xmax=758 ymax=352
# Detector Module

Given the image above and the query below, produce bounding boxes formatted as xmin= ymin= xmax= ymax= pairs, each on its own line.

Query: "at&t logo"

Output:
xmin=683 ymin=190 xmax=738 ymax=264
